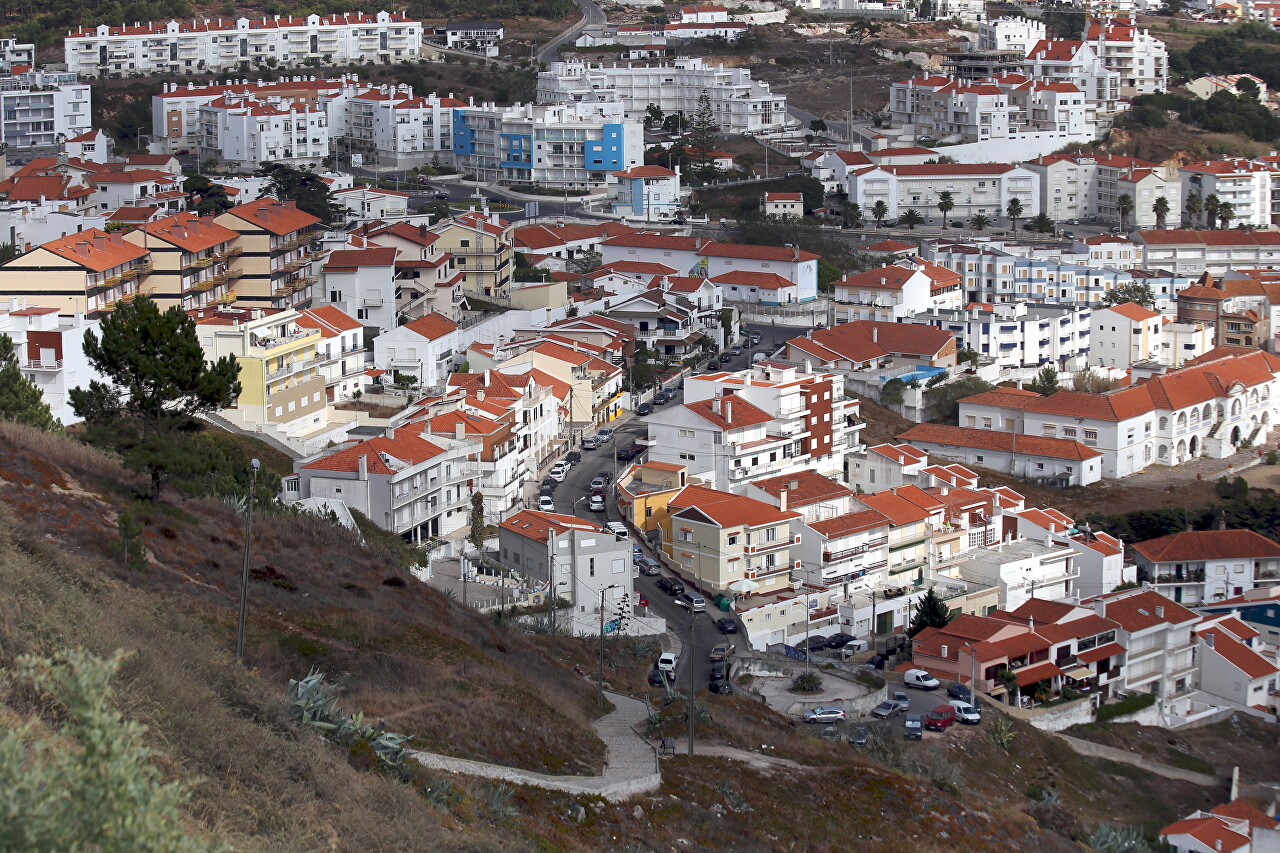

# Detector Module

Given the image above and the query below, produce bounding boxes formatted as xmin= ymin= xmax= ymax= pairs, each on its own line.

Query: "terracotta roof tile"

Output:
xmin=401 ymin=312 xmax=459 ymax=341
xmin=750 ymin=470 xmax=855 ymax=507
xmin=35 ymin=228 xmax=149 ymax=273
xmin=683 ymin=393 xmax=773 ymax=430
xmin=222 ymin=197 xmax=321 ymax=236
xmin=898 ymin=423 xmax=1101 ymax=461
xmin=1132 ymin=529 xmax=1280 ymax=563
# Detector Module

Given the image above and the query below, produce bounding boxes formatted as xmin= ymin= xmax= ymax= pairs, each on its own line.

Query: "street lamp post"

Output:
xmin=235 ymin=458 xmax=261 ymax=663
xmin=599 ymin=583 xmax=622 ymax=706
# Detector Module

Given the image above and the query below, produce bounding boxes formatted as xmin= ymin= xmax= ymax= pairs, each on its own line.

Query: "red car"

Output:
xmin=925 ymin=704 xmax=956 ymax=731
xmin=634 ymin=590 xmax=649 ymax=607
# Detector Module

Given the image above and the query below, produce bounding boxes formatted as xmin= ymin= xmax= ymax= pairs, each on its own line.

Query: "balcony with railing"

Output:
xmin=24 ymin=358 xmax=63 ymax=371
xmin=822 ymin=538 xmax=889 ymax=563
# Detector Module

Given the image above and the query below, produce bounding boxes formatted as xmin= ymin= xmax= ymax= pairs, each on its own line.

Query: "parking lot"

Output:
xmin=797 ymin=675 xmax=984 ymax=743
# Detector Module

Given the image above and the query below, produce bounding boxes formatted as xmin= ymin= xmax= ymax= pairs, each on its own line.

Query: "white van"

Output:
xmin=751 ymin=352 xmax=768 ymax=363
xmin=904 ymin=668 xmax=941 ymax=690
xmin=657 ymin=652 xmax=679 ymax=673
xmin=948 ymin=700 xmax=981 ymax=724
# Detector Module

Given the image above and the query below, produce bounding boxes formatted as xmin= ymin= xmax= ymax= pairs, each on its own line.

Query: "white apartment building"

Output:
xmin=958 ymin=538 xmax=1078 ymax=610
xmin=437 ymin=22 xmax=504 ymax=57
xmin=65 ymin=12 xmax=422 ymax=78
xmin=1023 ymin=153 xmax=1180 ymax=229
xmin=1090 ymin=302 xmax=1162 ymax=368
xmin=956 ymin=348 xmax=1280 ymax=478
xmin=930 ymin=0 xmax=986 ymax=22
xmin=1086 ymin=588 xmax=1199 ymax=700
xmin=1085 ymin=18 xmax=1168 ymax=96
xmin=536 ymin=58 xmax=790 ymax=135
xmin=830 ymin=258 xmax=965 ymax=322
xmin=977 ymin=17 xmax=1046 ymax=54
xmin=609 ymin=165 xmax=682 ymax=221
xmin=0 ymin=39 xmax=35 ymax=72
xmin=889 ymin=74 xmax=1094 ymax=147
xmin=372 ymin=312 xmax=462 ymax=388
xmin=291 ymin=423 xmax=477 ymax=544
xmin=844 ymin=162 xmax=1039 ymax=226
xmin=360 ymin=221 xmax=467 ymax=323
xmin=333 ymin=185 xmax=409 ymax=220
xmin=1131 ymin=528 xmax=1280 ymax=607
xmin=153 ymin=77 xmax=348 ymax=153
xmin=1133 ymin=230 xmax=1280 ymax=277
xmin=197 ymin=92 xmax=329 ymax=170
xmin=645 ymin=361 xmax=865 ymax=491
xmin=1023 ymin=39 xmax=1124 ymax=115
xmin=89 ymin=169 xmax=186 ymax=215
xmin=452 ymin=101 xmax=643 ymax=188
xmin=919 ymin=239 xmax=1185 ymax=308
xmin=0 ymin=80 xmax=92 ymax=151
xmin=296 ymin=305 xmax=368 ymax=402
xmin=1180 ymin=159 xmax=1276 ymax=229
xmin=0 ymin=298 xmax=107 ymax=424
xmin=329 ymin=85 xmax=466 ymax=169
xmin=1016 ymin=507 xmax=1133 ymax=600
xmin=907 ymin=301 xmax=1093 ymax=370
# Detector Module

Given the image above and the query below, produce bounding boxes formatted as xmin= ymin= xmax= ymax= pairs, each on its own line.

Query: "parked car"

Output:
xmin=865 ymin=654 xmax=887 ymax=670
xmin=849 ymin=726 xmax=869 ymax=747
xmin=719 ymin=352 xmax=733 ymax=363
xmin=581 ymin=436 xmax=601 ymax=450
xmin=432 ymin=191 xmax=450 ymax=200
xmin=547 ymin=466 xmax=568 ymax=482
xmin=871 ymin=701 xmax=902 ymax=719
xmin=716 ymin=617 xmax=739 ymax=634
xmin=825 ymin=632 xmax=856 ymax=649
xmin=730 ymin=347 xmax=742 ymax=356
xmin=589 ymin=476 xmax=608 ymax=491
xmin=946 ymin=683 xmax=972 ymax=702
xmin=648 ymin=669 xmax=667 ymax=688
xmin=904 ymin=669 xmax=941 ymax=690
xmin=597 ymin=428 xmax=615 ymax=443
xmin=903 ymin=714 xmax=923 ymax=740
xmin=617 ymin=447 xmax=638 ymax=463
xmin=925 ymin=705 xmax=956 ymax=731
xmin=597 ymin=470 xmax=613 ymax=484
xmin=750 ymin=331 xmax=762 ymax=344
xmin=634 ymin=590 xmax=649 ymax=607
xmin=948 ymin=700 xmax=981 ymax=724
xmin=538 ymin=495 xmax=555 ymax=512
xmin=709 ymin=642 xmax=735 ymax=662
xmin=820 ymin=725 xmax=841 ymax=742
xmin=799 ymin=636 xmax=829 ymax=652
xmin=538 ymin=485 xmax=556 ymax=499
xmin=637 ymin=556 xmax=662 ymax=576
xmin=540 ymin=477 xmax=558 ymax=491
xmin=709 ymin=661 xmax=727 ymax=681
xmin=656 ymin=577 xmax=685 ymax=596
xmin=654 ymin=389 xmax=673 ymax=405
xmin=803 ymin=706 xmax=848 ymax=724
xmin=606 ymin=521 xmax=628 ymax=537
xmin=588 ymin=495 xmax=606 ymax=512
xmin=636 ymin=402 xmax=654 ymax=416
xmin=676 ymin=592 xmax=706 ymax=612
xmin=657 ymin=652 xmax=678 ymax=673
xmin=566 ymin=451 xmax=582 ymax=466
xmin=890 ymin=691 xmax=910 ymax=712
xmin=708 ymin=679 xmax=734 ymax=695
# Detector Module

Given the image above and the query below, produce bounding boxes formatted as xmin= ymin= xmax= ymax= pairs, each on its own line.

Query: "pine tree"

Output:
xmin=0 ymin=334 xmax=57 ymax=430
xmin=1029 ymin=365 xmax=1060 ymax=396
xmin=256 ymin=162 xmax=345 ymax=224
xmin=685 ymin=91 xmax=720 ymax=176
xmin=908 ymin=587 xmax=953 ymax=636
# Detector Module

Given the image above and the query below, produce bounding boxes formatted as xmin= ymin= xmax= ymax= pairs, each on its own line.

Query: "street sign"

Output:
xmin=350 ymin=154 xmax=363 ymax=167
xmin=525 ymin=201 xmax=539 ymax=217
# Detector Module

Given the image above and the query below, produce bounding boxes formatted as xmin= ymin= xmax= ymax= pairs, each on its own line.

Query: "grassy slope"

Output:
xmin=0 ymin=421 xmax=1229 ymax=850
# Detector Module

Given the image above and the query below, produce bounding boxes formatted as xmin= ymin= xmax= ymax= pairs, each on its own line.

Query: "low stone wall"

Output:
xmin=1002 ymin=695 xmax=1095 ymax=732
xmin=1053 ymin=734 xmax=1227 ymax=789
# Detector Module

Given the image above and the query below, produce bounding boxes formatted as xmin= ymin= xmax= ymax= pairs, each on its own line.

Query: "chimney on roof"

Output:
xmin=357 ymin=452 xmax=368 ymax=480
xmin=695 ymin=237 xmax=702 ymax=250
xmin=1218 ymin=515 xmax=1228 ymax=530
xmin=793 ymin=245 xmax=800 ymax=261
xmin=91 ymin=234 xmax=106 ymax=252
xmin=387 ymin=426 xmax=395 ymax=440
xmin=778 ymin=488 xmax=787 ymax=513
xmin=872 ymin=326 xmax=878 ymax=344
xmin=712 ymin=395 xmax=722 ymax=417
xmin=477 ymin=389 xmax=485 ymax=402
xmin=455 ymin=422 xmax=465 ymax=440
xmin=1205 ymin=629 xmax=1213 ymax=647
xmin=1155 ymin=605 xmax=1165 ymax=619
xmin=724 ymin=396 xmax=733 ymax=424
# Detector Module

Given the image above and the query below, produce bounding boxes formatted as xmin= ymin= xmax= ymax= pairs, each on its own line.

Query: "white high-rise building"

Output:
xmin=1085 ymin=18 xmax=1168 ymax=96
xmin=65 ymin=11 xmax=422 ymax=78
xmin=536 ymin=58 xmax=791 ymax=135
xmin=0 ymin=78 xmax=92 ymax=150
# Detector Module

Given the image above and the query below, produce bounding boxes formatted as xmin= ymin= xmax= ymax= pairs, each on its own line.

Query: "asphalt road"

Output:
xmin=537 ymin=0 xmax=606 ymax=64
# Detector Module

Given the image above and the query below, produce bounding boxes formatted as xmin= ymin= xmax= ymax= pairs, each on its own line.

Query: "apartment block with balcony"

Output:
xmin=296 ymin=305 xmax=367 ymax=402
xmin=315 ymin=246 xmax=399 ymax=333
xmin=957 ymin=536 xmax=1077 ymax=611
xmin=66 ymin=12 xmax=422 ymax=78
xmin=647 ymin=362 xmax=863 ymax=491
xmin=290 ymin=421 xmax=476 ymax=545
xmin=1131 ymin=529 xmax=1280 ymax=607
xmin=196 ymin=305 xmax=348 ymax=447
xmin=426 ymin=211 xmax=513 ymax=300
xmin=0 ymin=227 xmax=152 ymax=318
xmin=197 ymin=94 xmax=330 ymax=171
xmin=358 ymin=222 xmax=466 ymax=324
xmin=0 ymin=298 xmax=108 ymax=424
xmin=1195 ymin=612 xmax=1280 ymax=712
xmin=603 ymin=288 xmax=705 ymax=360
xmin=1180 ymin=159 xmax=1276 ymax=229
xmin=1086 ymin=587 xmax=1200 ymax=700
xmin=124 ymin=211 xmax=240 ymax=312
xmin=503 ymin=340 xmax=625 ymax=428
xmin=372 ymin=312 xmax=461 ymax=389
xmin=1085 ymin=18 xmax=1168 ymax=97
xmin=416 ymin=408 xmax=526 ymax=519
xmin=215 ymin=197 xmax=324 ymax=310
xmin=0 ymin=80 xmax=92 ymax=151
xmin=88 ymin=168 xmax=185 ymax=215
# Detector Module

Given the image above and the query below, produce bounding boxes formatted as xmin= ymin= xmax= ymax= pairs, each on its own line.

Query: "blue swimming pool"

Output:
xmin=882 ymin=366 xmax=946 ymax=385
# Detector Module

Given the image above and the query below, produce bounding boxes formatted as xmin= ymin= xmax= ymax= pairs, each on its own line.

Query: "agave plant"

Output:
xmin=286 ymin=670 xmax=412 ymax=779
xmin=1087 ymin=823 xmax=1154 ymax=853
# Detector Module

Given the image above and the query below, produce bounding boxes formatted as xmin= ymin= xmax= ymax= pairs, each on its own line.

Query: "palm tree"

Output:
xmin=937 ymin=191 xmax=954 ymax=229
xmin=1205 ymin=193 xmax=1221 ymax=229
xmin=1152 ymin=195 xmax=1171 ymax=230
xmin=969 ymin=213 xmax=991 ymax=230
xmin=1116 ymin=193 xmax=1134 ymax=232
xmin=1184 ymin=192 xmax=1202 ymax=228
xmin=1006 ymin=197 xmax=1023 ymax=232
xmin=843 ymin=200 xmax=863 ymax=228
xmin=900 ymin=209 xmax=924 ymax=231
xmin=1218 ymin=201 xmax=1236 ymax=229
xmin=871 ymin=199 xmax=889 ymax=228
xmin=1029 ymin=212 xmax=1054 ymax=233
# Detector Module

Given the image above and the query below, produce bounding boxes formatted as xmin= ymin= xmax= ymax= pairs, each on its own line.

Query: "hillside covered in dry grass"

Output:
xmin=0 ymin=421 xmax=1207 ymax=851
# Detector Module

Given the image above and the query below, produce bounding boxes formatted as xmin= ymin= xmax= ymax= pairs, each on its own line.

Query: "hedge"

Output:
xmin=1095 ymin=692 xmax=1156 ymax=723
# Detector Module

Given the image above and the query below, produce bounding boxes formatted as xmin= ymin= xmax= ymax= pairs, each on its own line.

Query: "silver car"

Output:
xmin=803 ymin=706 xmax=848 ymax=724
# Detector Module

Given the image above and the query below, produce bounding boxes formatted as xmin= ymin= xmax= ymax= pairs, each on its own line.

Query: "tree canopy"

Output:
xmin=0 ymin=334 xmax=58 ymax=430
xmin=1099 ymin=283 xmax=1157 ymax=310
xmin=908 ymin=587 xmax=953 ymax=636
xmin=256 ymin=162 xmax=345 ymax=224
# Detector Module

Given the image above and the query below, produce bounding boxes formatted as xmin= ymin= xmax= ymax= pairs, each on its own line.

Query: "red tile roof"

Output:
xmin=401 ymin=312 xmax=459 ymax=341
xmin=789 ymin=320 xmax=954 ymax=364
xmin=670 ymin=485 xmax=799 ymax=528
xmin=324 ymin=247 xmax=397 ymax=271
xmin=140 ymin=212 xmax=237 ymax=252
xmin=1132 ymin=529 xmax=1280 ymax=563
xmin=1210 ymin=800 xmax=1280 ymax=831
xmin=683 ymin=393 xmax=773 ymax=430
xmin=750 ymin=470 xmax=855 ymax=507
xmin=856 ymin=491 xmax=933 ymax=526
xmin=499 ymin=509 xmax=602 ymax=542
xmin=864 ymin=239 xmax=918 ymax=252
xmin=1075 ymin=641 xmax=1127 ymax=664
xmin=1101 ymin=302 xmax=1160 ymax=321
xmin=36 ymin=228 xmax=149 ymax=273
xmin=898 ymin=423 xmax=1101 ymax=461
xmin=709 ymin=270 xmax=796 ymax=291
xmin=222 ymin=197 xmax=321 ymax=236
xmin=1199 ymin=626 xmax=1278 ymax=679
xmin=1161 ymin=816 xmax=1249 ymax=853
xmin=297 ymin=305 xmax=362 ymax=337
xmin=697 ymin=242 xmax=819 ymax=262
xmin=1090 ymin=589 xmax=1198 ymax=631
xmin=808 ymin=509 xmax=890 ymax=538
xmin=302 ymin=425 xmax=446 ymax=475
xmin=1014 ymin=660 xmax=1066 ymax=687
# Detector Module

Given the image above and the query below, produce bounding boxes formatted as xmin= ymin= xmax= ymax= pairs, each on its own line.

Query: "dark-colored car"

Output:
xmin=825 ymin=632 xmax=855 ymax=649
xmin=719 ymin=352 xmax=733 ymax=363
xmin=865 ymin=655 xmax=887 ymax=670
xmin=656 ymin=577 xmax=685 ymax=596
xmin=708 ymin=679 xmax=734 ymax=695
xmin=565 ymin=451 xmax=582 ymax=466
xmin=538 ymin=485 xmax=556 ymax=498
xmin=648 ymin=669 xmax=668 ymax=688
xmin=617 ymin=447 xmax=638 ymax=463
xmin=654 ymin=389 xmax=673 ymax=405
xmin=904 ymin=715 xmax=923 ymax=740
xmin=925 ymin=705 xmax=956 ymax=732
xmin=597 ymin=470 xmax=613 ymax=484
xmin=716 ymin=618 xmax=739 ymax=634
xmin=636 ymin=402 xmax=654 ymax=416
xmin=799 ymin=636 xmax=830 ymax=652
xmin=946 ymin=683 xmax=973 ymax=702
xmin=849 ymin=726 xmax=868 ymax=747
xmin=710 ymin=661 xmax=727 ymax=681
xmin=541 ymin=477 xmax=557 ymax=491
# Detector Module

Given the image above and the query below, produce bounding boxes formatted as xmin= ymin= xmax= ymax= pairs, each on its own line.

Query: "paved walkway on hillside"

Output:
xmin=411 ymin=691 xmax=660 ymax=801
xmin=1120 ymin=446 xmax=1263 ymax=490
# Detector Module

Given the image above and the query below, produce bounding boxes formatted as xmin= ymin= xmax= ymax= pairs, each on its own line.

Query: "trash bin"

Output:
xmin=715 ymin=594 xmax=732 ymax=612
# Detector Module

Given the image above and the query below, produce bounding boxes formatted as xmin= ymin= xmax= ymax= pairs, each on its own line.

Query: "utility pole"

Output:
xmin=235 ymin=458 xmax=261 ymax=663
xmin=688 ymin=540 xmax=705 ymax=757
xmin=599 ymin=583 xmax=621 ymax=706
xmin=549 ymin=527 xmax=558 ymax=659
